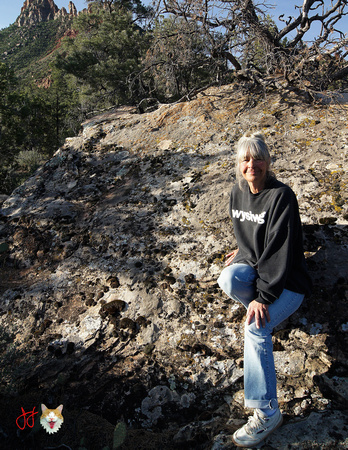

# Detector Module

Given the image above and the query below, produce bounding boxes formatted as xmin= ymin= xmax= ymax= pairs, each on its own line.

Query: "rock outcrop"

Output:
xmin=0 ymin=85 xmax=347 ymax=449
xmin=17 ymin=0 xmax=78 ymax=27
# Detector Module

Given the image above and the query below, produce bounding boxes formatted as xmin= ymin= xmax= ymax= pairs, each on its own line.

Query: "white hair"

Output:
xmin=235 ymin=132 xmax=274 ymax=189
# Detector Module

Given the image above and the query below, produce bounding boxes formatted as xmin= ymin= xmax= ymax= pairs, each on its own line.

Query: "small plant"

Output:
xmin=113 ymin=421 xmax=127 ymax=449
xmin=15 ymin=149 xmax=44 ymax=171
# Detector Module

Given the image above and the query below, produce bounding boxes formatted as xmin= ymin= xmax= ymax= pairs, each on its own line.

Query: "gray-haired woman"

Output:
xmin=218 ymin=132 xmax=312 ymax=447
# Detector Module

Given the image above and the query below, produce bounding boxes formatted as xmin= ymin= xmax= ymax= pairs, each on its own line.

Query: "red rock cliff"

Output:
xmin=17 ymin=0 xmax=78 ymax=27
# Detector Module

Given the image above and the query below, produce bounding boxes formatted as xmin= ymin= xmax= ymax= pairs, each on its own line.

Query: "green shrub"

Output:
xmin=15 ymin=149 xmax=45 ymax=171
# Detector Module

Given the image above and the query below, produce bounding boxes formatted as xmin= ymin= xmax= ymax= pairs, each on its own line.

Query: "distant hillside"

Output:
xmin=0 ymin=21 xmax=69 ymax=78
xmin=0 ymin=0 xmax=80 ymax=79
xmin=0 ymin=2 xmax=86 ymax=196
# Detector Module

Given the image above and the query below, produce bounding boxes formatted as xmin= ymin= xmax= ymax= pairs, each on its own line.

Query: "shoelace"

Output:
xmin=244 ymin=410 xmax=269 ymax=435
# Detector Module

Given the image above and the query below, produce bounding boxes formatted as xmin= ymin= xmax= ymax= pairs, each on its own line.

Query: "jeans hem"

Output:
xmin=244 ymin=398 xmax=278 ymax=409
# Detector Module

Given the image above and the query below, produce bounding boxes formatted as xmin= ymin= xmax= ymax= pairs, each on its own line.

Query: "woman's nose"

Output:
xmin=248 ymin=158 xmax=255 ymax=166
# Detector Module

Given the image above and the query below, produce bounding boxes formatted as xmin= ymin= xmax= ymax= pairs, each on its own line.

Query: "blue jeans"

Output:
xmin=217 ymin=263 xmax=304 ymax=409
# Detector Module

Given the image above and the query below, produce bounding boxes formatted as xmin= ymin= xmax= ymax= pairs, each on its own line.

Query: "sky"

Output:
xmin=0 ymin=0 xmax=347 ymax=41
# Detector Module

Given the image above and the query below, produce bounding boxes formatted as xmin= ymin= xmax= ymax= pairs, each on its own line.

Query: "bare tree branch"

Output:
xmin=149 ymin=0 xmax=348 ymax=94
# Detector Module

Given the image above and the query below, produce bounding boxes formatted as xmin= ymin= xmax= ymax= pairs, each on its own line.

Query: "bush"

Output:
xmin=15 ymin=149 xmax=45 ymax=171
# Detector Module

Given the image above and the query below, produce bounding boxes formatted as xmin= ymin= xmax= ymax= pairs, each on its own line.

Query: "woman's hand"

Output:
xmin=247 ymin=300 xmax=270 ymax=329
xmin=225 ymin=249 xmax=239 ymax=266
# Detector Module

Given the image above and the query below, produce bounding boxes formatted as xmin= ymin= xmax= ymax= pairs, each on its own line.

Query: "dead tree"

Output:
xmin=153 ymin=0 xmax=348 ymax=91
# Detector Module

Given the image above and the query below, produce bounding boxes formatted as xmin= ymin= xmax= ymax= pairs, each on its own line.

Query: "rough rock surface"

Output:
xmin=0 ymin=84 xmax=347 ymax=449
xmin=17 ymin=0 xmax=78 ymax=27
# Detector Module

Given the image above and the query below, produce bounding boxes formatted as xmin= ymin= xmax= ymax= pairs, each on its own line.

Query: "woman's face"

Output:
xmin=239 ymin=152 xmax=269 ymax=190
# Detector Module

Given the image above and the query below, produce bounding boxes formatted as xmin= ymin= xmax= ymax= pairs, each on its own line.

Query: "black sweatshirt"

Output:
xmin=229 ymin=178 xmax=312 ymax=304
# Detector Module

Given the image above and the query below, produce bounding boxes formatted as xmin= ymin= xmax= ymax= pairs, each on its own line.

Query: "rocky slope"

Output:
xmin=0 ymin=84 xmax=347 ymax=449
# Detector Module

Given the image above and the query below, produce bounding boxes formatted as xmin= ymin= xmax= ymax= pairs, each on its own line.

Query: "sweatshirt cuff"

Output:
xmin=256 ymin=295 xmax=274 ymax=305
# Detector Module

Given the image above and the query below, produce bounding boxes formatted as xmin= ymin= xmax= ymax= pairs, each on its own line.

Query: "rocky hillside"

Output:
xmin=0 ymin=0 xmax=81 ymax=77
xmin=0 ymin=84 xmax=347 ymax=449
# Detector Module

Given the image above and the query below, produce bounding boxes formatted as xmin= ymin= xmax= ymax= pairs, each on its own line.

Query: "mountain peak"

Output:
xmin=17 ymin=0 xmax=78 ymax=27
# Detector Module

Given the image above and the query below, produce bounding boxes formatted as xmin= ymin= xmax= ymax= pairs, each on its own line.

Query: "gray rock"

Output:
xmin=0 ymin=85 xmax=347 ymax=449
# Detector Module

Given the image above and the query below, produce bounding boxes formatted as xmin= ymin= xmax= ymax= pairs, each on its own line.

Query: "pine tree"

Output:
xmin=56 ymin=2 xmax=149 ymax=106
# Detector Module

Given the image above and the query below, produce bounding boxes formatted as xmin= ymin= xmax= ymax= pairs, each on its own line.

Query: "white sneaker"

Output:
xmin=232 ymin=408 xmax=283 ymax=448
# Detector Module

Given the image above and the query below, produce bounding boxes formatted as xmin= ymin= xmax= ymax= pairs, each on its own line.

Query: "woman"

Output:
xmin=218 ymin=132 xmax=312 ymax=448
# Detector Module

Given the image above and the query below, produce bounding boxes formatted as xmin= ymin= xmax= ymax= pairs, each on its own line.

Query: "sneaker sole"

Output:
xmin=232 ymin=414 xmax=283 ymax=448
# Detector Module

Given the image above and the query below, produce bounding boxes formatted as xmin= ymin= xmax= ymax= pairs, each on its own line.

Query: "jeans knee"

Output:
xmin=218 ymin=264 xmax=257 ymax=306
xmin=218 ymin=265 xmax=243 ymax=298
xmin=217 ymin=268 xmax=232 ymax=295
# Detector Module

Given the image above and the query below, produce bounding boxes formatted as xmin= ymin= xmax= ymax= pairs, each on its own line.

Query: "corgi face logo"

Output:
xmin=40 ymin=404 xmax=64 ymax=434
